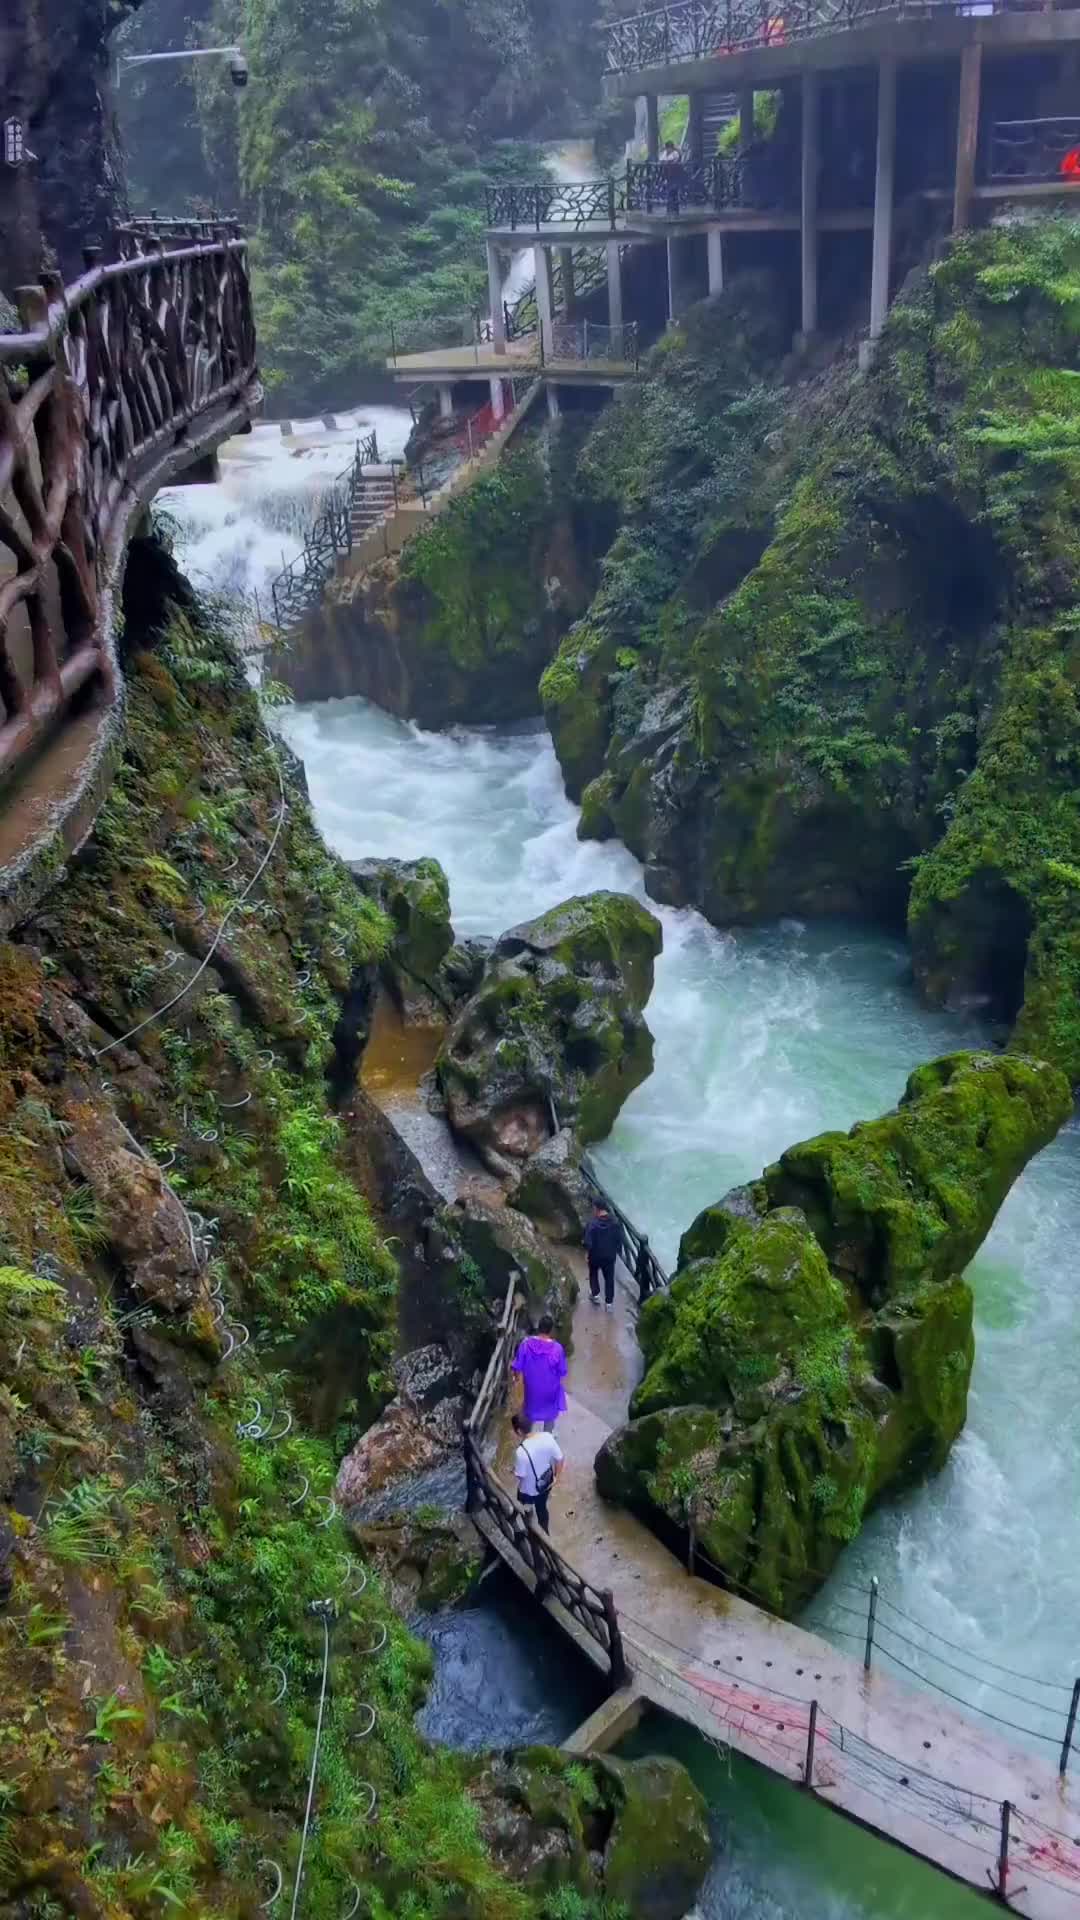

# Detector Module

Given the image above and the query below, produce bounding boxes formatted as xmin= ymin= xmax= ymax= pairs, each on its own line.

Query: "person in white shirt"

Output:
xmin=511 ymin=1413 xmax=563 ymax=1534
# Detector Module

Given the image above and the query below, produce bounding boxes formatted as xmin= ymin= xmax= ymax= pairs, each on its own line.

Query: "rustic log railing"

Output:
xmin=0 ymin=218 xmax=257 ymax=796
xmin=464 ymin=1273 xmax=628 ymax=1686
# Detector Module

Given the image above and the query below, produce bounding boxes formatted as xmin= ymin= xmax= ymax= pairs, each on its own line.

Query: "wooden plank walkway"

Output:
xmin=482 ymin=1257 xmax=1080 ymax=1917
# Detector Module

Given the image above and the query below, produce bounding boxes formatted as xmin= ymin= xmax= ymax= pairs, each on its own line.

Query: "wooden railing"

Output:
xmin=464 ymin=1274 xmax=629 ymax=1686
xmin=0 ymin=218 xmax=257 ymax=794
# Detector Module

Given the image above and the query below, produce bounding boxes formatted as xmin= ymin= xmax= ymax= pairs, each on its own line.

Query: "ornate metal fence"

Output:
xmin=550 ymin=320 xmax=641 ymax=368
xmin=464 ymin=1274 xmax=629 ymax=1685
xmin=625 ymin=154 xmax=744 ymax=214
xmin=485 ymin=179 xmax=626 ymax=232
xmin=601 ymin=0 xmax=1018 ymax=72
xmin=0 ymin=219 xmax=256 ymax=790
xmin=989 ymin=117 xmax=1080 ymax=184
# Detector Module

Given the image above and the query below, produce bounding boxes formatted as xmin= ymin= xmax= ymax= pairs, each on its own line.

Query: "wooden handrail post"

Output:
xmin=603 ymin=1589 xmax=628 ymax=1689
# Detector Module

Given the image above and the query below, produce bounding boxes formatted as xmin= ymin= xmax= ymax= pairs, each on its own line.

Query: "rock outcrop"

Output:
xmin=473 ymin=1747 xmax=711 ymax=1920
xmin=350 ymin=853 xmax=482 ymax=1022
xmin=596 ymin=1051 xmax=1069 ymax=1612
xmin=437 ymin=891 xmax=662 ymax=1175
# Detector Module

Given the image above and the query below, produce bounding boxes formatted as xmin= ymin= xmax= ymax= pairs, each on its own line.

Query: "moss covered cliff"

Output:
xmin=0 ymin=589 xmax=697 ymax=1919
xmin=535 ymin=220 xmax=1080 ymax=1081
xmin=595 ymin=1051 xmax=1069 ymax=1614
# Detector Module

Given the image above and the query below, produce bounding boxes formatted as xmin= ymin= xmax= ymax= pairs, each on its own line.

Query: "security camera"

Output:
xmin=230 ymin=52 xmax=249 ymax=89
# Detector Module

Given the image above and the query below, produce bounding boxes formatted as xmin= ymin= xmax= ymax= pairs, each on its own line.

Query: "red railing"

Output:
xmin=0 ymin=219 xmax=257 ymax=791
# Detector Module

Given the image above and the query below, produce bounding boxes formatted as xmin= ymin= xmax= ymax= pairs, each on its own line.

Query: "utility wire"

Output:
xmin=290 ymin=1604 xmax=333 ymax=1920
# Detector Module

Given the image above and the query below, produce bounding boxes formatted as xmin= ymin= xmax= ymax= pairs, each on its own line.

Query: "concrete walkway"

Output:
xmin=490 ymin=1264 xmax=1080 ymax=1919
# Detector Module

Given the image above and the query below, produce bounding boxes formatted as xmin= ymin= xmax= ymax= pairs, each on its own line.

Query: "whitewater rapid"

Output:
xmin=168 ymin=423 xmax=1079 ymax=1920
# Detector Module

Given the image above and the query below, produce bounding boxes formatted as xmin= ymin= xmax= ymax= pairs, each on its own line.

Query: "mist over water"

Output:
xmin=281 ymin=696 xmax=1080 ymax=1920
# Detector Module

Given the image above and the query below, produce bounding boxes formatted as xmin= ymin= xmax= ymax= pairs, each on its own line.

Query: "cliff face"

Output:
xmin=0 ymin=0 xmax=143 ymax=287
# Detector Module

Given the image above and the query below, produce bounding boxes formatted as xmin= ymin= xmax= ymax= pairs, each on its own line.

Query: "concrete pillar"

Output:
xmin=738 ymin=86 xmax=755 ymax=148
xmin=486 ymin=240 xmax=506 ymax=355
xmin=534 ymin=241 xmax=556 ymax=361
xmin=607 ymin=240 xmax=624 ymax=351
xmin=707 ymin=227 xmax=725 ymax=295
xmin=688 ymin=92 xmax=706 ymax=169
xmin=800 ymin=70 xmax=820 ymax=339
xmin=667 ymin=234 xmax=694 ymax=323
xmin=438 ymin=384 xmax=454 ymax=420
xmin=645 ymin=94 xmax=660 ymax=161
xmin=557 ymin=246 xmax=577 ymax=316
xmin=953 ymin=44 xmax=983 ymax=232
xmin=868 ymin=55 xmax=897 ymax=345
xmin=490 ymin=377 xmax=506 ymax=422
xmin=547 ymin=383 xmax=561 ymax=419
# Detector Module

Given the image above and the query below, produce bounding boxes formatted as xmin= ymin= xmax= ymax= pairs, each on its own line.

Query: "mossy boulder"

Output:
xmin=596 ymin=1050 xmax=1069 ymax=1612
xmin=437 ymin=891 xmax=662 ymax=1175
xmin=471 ymin=1747 xmax=710 ymax=1920
xmin=350 ymin=854 xmax=458 ymax=1021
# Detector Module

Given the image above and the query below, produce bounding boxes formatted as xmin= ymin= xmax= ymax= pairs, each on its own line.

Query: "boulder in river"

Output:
xmin=596 ymin=1050 xmax=1070 ymax=1613
xmin=471 ymin=1746 xmax=710 ymax=1920
xmin=350 ymin=854 xmax=468 ymax=1022
xmin=437 ymin=891 xmax=662 ymax=1175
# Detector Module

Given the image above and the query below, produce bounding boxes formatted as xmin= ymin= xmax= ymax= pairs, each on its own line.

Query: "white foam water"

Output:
xmin=280 ymin=696 xmax=1080 ymax=1920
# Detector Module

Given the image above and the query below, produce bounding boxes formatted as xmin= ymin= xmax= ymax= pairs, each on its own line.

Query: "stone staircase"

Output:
xmin=348 ymin=464 xmax=399 ymax=543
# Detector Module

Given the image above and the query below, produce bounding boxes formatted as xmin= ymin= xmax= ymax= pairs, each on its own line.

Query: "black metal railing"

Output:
xmin=625 ymin=153 xmax=744 ymax=214
xmin=550 ymin=320 xmax=641 ymax=368
xmin=580 ymin=1156 xmax=669 ymax=1301
xmin=989 ymin=117 xmax=1080 ymax=184
xmin=485 ymin=178 xmax=625 ymax=232
xmin=601 ymin=0 xmax=1027 ymax=74
xmin=269 ymin=429 xmax=383 ymax=631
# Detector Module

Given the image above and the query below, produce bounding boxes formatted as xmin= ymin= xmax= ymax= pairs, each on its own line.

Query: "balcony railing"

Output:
xmin=625 ymin=154 xmax=744 ymax=212
xmin=989 ymin=117 xmax=1080 ymax=184
xmin=550 ymin=320 xmax=641 ymax=367
xmin=485 ymin=179 xmax=624 ymax=231
xmin=601 ymin=0 xmax=1026 ymax=74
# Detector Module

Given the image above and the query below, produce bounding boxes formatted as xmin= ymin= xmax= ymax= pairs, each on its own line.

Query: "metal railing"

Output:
xmin=268 ymin=429 xmax=389 ymax=631
xmin=549 ymin=320 xmax=641 ymax=368
xmin=0 ymin=218 xmax=256 ymax=792
xmin=989 ymin=116 xmax=1080 ymax=183
xmin=485 ymin=178 xmax=626 ymax=232
xmin=579 ymin=1155 xmax=669 ymax=1300
xmin=463 ymin=1273 xmax=629 ymax=1684
xmin=625 ymin=153 xmax=744 ymax=213
xmin=601 ymin=0 xmax=1029 ymax=73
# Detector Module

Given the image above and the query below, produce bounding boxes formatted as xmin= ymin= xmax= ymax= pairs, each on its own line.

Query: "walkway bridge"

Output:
xmin=465 ymin=1169 xmax=1080 ymax=1917
xmin=0 ymin=217 xmax=259 ymax=930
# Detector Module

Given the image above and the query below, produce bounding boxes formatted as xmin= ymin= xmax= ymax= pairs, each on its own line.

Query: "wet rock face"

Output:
xmin=596 ymin=1050 xmax=1071 ymax=1613
xmin=471 ymin=1747 xmax=710 ymax=1920
xmin=350 ymin=856 xmax=461 ymax=1022
xmin=335 ymin=1342 xmax=466 ymax=1509
xmin=60 ymin=1095 xmax=202 ymax=1311
xmin=437 ymin=891 xmax=662 ymax=1176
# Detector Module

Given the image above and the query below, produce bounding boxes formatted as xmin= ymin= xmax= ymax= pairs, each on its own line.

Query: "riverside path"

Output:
xmin=470 ymin=1238 xmax=1080 ymax=1918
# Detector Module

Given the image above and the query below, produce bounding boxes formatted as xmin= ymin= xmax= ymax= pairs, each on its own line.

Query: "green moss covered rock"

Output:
xmin=351 ymin=853 xmax=456 ymax=1020
xmin=596 ymin=1050 xmax=1068 ymax=1612
xmin=437 ymin=891 xmax=662 ymax=1173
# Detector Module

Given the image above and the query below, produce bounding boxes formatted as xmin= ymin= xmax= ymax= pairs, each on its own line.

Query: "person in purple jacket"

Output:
xmin=511 ymin=1314 xmax=568 ymax=1432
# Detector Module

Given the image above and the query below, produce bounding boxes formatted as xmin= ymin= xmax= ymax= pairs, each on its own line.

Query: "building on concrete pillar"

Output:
xmin=867 ymin=54 xmax=897 ymax=350
xmin=706 ymin=227 xmax=725 ymax=297
xmin=486 ymin=240 xmax=506 ymax=355
xmin=534 ymin=242 xmax=556 ymax=360
xmin=800 ymin=69 xmax=820 ymax=339
xmin=607 ymin=240 xmax=623 ymax=340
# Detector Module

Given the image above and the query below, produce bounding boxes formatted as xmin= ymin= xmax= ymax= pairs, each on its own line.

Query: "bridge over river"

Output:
xmin=465 ymin=1217 xmax=1080 ymax=1918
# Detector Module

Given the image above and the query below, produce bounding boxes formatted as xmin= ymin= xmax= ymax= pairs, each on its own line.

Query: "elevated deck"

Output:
xmin=387 ymin=342 xmax=638 ymax=386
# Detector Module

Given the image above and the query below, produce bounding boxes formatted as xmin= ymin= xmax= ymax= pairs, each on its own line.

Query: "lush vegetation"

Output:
xmin=539 ymin=219 xmax=1080 ymax=1081
xmin=117 ymin=0 xmax=626 ymax=407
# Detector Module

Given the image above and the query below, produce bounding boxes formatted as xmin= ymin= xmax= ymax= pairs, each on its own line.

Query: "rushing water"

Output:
xmin=173 ymin=433 xmax=1079 ymax=1917
xmin=277 ymin=697 xmax=1080 ymax=1920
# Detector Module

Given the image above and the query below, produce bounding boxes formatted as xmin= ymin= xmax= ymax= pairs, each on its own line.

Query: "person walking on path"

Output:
xmin=511 ymin=1315 xmax=568 ymax=1431
xmin=584 ymin=1198 xmax=624 ymax=1309
xmin=511 ymin=1413 xmax=563 ymax=1534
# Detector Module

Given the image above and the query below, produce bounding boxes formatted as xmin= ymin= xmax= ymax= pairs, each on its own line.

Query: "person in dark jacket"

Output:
xmin=584 ymin=1199 xmax=624 ymax=1309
